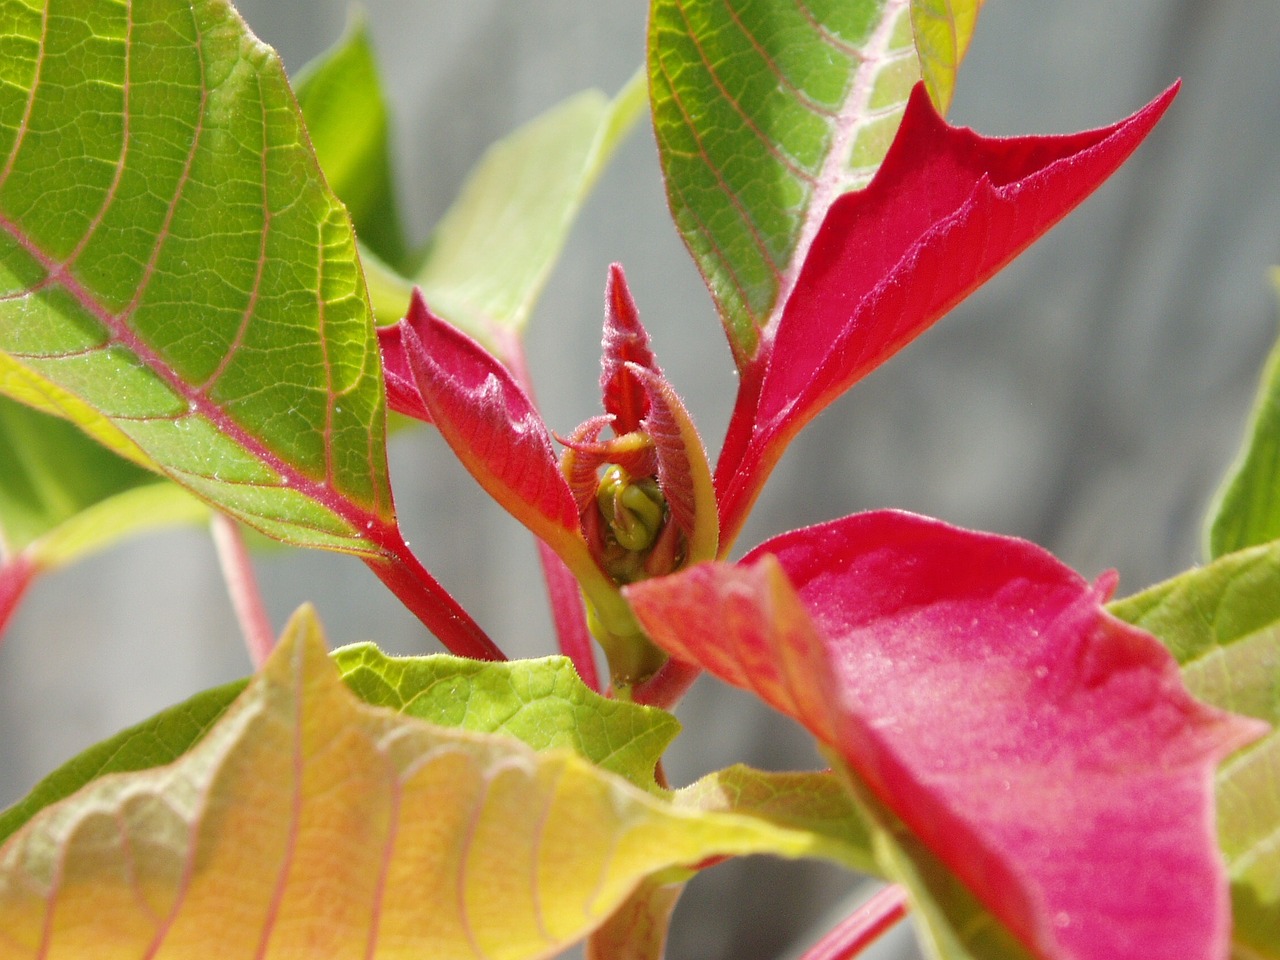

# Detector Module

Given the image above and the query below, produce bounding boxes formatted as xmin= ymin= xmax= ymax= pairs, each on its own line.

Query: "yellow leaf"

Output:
xmin=0 ymin=608 xmax=833 ymax=959
xmin=911 ymin=0 xmax=987 ymax=114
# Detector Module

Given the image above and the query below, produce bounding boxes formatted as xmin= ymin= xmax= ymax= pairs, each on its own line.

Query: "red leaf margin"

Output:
xmin=715 ymin=82 xmax=1180 ymax=544
xmin=627 ymin=510 xmax=1265 ymax=960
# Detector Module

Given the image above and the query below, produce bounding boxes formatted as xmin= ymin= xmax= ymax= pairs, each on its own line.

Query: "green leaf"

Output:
xmin=1110 ymin=546 xmax=1280 ymax=959
xmin=674 ymin=764 xmax=877 ymax=874
xmin=0 ymin=0 xmax=394 ymax=557
xmin=294 ymin=11 xmax=408 ymax=269
xmin=650 ymin=0 xmax=963 ymax=363
xmin=410 ymin=72 xmax=647 ymax=347
xmin=1206 ymin=270 xmax=1280 ymax=560
xmin=332 ymin=642 xmax=679 ymax=791
xmin=0 ymin=677 xmax=247 ymax=846
xmin=910 ymin=0 xmax=985 ymax=114
xmin=0 ymin=608 xmax=846 ymax=957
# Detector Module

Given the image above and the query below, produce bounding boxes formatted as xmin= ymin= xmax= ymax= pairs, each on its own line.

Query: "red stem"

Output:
xmin=210 ymin=513 xmax=275 ymax=668
xmin=714 ymin=350 xmax=769 ymax=554
xmin=536 ymin=540 xmax=601 ymax=691
xmin=364 ymin=548 xmax=506 ymax=661
xmin=798 ymin=885 xmax=910 ymax=960
xmin=631 ymin=655 xmax=701 ymax=709
xmin=0 ymin=552 xmax=38 ymax=645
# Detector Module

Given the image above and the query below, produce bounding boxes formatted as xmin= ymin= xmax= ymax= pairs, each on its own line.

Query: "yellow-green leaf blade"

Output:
xmin=674 ymin=764 xmax=877 ymax=874
xmin=910 ymin=0 xmax=986 ymax=114
xmin=0 ymin=609 xmax=843 ymax=958
xmin=0 ymin=0 xmax=393 ymax=556
xmin=333 ymin=643 xmax=679 ymax=791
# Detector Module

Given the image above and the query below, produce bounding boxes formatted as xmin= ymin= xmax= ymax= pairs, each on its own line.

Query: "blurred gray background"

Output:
xmin=3 ymin=2 xmax=1278 ymax=957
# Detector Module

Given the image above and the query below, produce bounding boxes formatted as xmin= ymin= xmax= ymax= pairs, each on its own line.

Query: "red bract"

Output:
xmin=377 ymin=318 xmax=434 ymax=424
xmin=383 ymin=278 xmax=717 ymax=684
xmin=715 ymin=81 xmax=1180 ymax=545
xmin=397 ymin=293 xmax=584 ymax=558
xmin=626 ymin=511 xmax=1266 ymax=960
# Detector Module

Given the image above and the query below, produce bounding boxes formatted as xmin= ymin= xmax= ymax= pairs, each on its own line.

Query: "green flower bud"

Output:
xmin=597 ymin=465 xmax=666 ymax=553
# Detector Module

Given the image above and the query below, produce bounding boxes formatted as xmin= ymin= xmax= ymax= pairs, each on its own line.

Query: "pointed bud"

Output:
xmin=601 ymin=264 xmax=661 ymax=434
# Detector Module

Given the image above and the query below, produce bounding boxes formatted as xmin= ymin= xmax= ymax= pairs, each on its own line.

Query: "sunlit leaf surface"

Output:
xmin=1 ymin=644 xmax=676 ymax=852
xmin=0 ymin=0 xmax=392 ymax=555
xmin=333 ymin=643 xmax=679 ymax=792
xmin=0 ymin=608 xmax=845 ymax=959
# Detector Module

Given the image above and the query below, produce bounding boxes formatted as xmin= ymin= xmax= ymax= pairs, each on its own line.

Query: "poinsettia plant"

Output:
xmin=1 ymin=2 xmax=1278 ymax=959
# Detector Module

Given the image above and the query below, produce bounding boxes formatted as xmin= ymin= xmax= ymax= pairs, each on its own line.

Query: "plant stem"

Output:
xmin=797 ymin=885 xmax=909 ymax=960
xmin=364 ymin=546 xmax=506 ymax=661
xmin=631 ymin=655 xmax=701 ymax=709
xmin=210 ymin=513 xmax=275 ymax=669
xmin=536 ymin=540 xmax=601 ymax=691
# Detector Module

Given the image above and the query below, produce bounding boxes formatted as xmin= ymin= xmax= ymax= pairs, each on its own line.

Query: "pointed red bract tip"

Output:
xmin=602 ymin=263 xmax=661 ymax=435
xmin=716 ymin=82 xmax=1180 ymax=541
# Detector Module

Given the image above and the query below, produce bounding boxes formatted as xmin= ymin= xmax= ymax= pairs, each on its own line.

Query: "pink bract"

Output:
xmin=627 ymin=511 xmax=1264 ymax=960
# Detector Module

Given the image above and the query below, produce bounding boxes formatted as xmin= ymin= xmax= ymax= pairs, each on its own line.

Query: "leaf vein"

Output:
xmin=0 ymin=0 xmax=48 ymax=193
xmin=653 ymin=51 xmax=786 ymax=293
xmin=671 ymin=0 xmax=818 ymax=184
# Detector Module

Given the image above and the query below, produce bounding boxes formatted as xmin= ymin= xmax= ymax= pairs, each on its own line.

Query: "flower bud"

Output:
xmin=598 ymin=466 xmax=664 ymax=550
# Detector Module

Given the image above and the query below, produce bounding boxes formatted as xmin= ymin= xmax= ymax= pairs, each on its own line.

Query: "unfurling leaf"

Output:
xmin=628 ymin=510 xmax=1263 ymax=960
xmin=602 ymin=263 xmax=662 ymax=435
xmin=0 ymin=608 xmax=848 ymax=958
xmin=393 ymin=292 xmax=586 ymax=563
